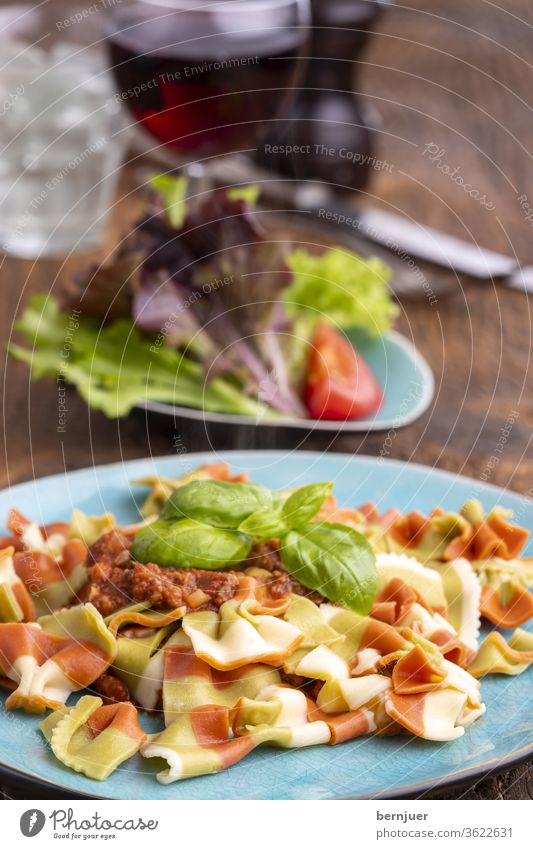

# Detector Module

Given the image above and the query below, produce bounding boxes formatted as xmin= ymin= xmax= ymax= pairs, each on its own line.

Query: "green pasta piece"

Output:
xmin=0 ymin=583 xmax=24 ymax=623
xmin=37 ymin=604 xmax=116 ymax=660
xmin=39 ymin=705 xmax=70 ymax=741
xmin=103 ymin=602 xmax=151 ymax=626
xmin=283 ymin=597 xmax=345 ymax=649
xmin=45 ymin=696 xmax=146 ymax=781
xmin=32 ymin=563 xmax=88 ymax=618
xmin=68 ymin=510 xmax=116 ymax=545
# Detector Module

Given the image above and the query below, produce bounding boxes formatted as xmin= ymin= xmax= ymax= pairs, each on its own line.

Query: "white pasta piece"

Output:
xmin=376 ymin=552 xmax=447 ymax=611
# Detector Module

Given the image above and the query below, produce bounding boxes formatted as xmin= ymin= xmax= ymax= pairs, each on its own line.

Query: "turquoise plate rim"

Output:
xmin=0 ymin=450 xmax=531 ymax=800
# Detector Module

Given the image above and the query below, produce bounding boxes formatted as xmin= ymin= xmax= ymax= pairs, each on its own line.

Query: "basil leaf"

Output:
xmin=161 ymin=480 xmax=276 ymax=529
xmin=238 ymin=509 xmax=287 ymax=542
xmin=282 ymin=482 xmax=333 ymax=529
xmin=132 ymin=518 xmax=252 ymax=569
xmin=280 ymin=522 xmax=377 ymax=614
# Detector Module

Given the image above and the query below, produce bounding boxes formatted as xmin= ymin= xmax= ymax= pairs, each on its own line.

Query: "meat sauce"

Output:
xmin=84 ymin=531 xmax=323 ymax=617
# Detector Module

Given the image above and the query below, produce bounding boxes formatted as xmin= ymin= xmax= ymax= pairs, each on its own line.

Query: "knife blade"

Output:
xmin=330 ymin=206 xmax=533 ymax=293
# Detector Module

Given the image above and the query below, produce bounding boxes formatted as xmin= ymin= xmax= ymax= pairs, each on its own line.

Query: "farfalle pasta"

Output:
xmin=468 ymin=629 xmax=533 ymax=677
xmin=0 ymin=604 xmax=116 ymax=713
xmin=348 ymin=498 xmax=533 ymax=630
xmin=181 ymin=600 xmax=304 ymax=670
xmin=0 ymin=465 xmax=531 ymax=785
xmin=162 ymin=632 xmax=280 ymax=725
xmin=111 ymin=619 xmax=176 ymax=711
xmin=141 ymin=704 xmax=261 ymax=783
xmin=40 ymin=695 xmax=146 ymax=780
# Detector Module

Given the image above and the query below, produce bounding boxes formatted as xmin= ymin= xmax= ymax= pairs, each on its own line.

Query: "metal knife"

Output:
xmin=193 ymin=155 xmax=533 ymax=293
xmin=346 ymin=207 xmax=532 ymax=293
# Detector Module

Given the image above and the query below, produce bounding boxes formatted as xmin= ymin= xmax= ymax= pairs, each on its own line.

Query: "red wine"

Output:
xmin=106 ymin=6 xmax=304 ymax=155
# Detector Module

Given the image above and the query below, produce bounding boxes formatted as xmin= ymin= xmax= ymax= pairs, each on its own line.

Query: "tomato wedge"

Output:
xmin=305 ymin=322 xmax=383 ymax=421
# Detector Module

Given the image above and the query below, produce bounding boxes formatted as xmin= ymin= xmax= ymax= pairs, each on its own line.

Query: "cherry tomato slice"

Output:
xmin=305 ymin=322 xmax=383 ymax=421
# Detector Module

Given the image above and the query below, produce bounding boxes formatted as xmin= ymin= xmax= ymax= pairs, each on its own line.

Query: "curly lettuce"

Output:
xmin=9 ymin=295 xmax=275 ymax=420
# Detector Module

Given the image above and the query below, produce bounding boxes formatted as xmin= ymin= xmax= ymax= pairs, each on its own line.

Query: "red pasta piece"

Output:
xmin=371 ymin=578 xmax=418 ymax=624
xmin=486 ymin=512 xmax=529 ymax=559
xmin=14 ymin=551 xmax=63 ymax=591
xmin=389 ymin=511 xmax=433 ymax=548
xmin=392 ymin=645 xmax=446 ymax=694
xmin=480 ymin=584 xmax=533 ymax=628
xmin=430 ymin=630 xmax=476 ymax=668
xmin=86 ymin=701 xmax=147 ymax=744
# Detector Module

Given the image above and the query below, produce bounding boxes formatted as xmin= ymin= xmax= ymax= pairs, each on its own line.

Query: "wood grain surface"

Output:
xmin=1 ymin=0 xmax=532 ymax=799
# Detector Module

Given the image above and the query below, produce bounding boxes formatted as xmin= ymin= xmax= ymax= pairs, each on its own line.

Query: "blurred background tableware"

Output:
xmin=136 ymin=219 xmax=435 ymax=449
xmin=258 ymin=0 xmax=390 ymax=191
xmin=104 ymin=0 xmax=311 ymax=160
xmin=0 ymin=3 xmax=127 ymax=258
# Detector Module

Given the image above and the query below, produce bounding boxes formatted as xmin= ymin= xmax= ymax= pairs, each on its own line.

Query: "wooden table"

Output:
xmin=1 ymin=0 xmax=532 ymax=799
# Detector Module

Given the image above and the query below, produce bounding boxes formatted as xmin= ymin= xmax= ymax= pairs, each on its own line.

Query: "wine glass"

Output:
xmin=104 ymin=0 xmax=310 ymax=162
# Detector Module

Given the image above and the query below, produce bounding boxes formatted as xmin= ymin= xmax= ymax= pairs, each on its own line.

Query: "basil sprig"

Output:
xmin=282 ymin=482 xmax=333 ymax=529
xmin=131 ymin=478 xmax=377 ymax=613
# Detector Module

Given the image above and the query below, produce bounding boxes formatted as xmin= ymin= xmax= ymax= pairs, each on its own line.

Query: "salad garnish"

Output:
xmin=10 ymin=177 xmax=397 ymax=420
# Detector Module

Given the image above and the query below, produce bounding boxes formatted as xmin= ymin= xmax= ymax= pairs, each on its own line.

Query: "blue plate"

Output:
xmin=142 ymin=329 xmax=435 ymax=432
xmin=0 ymin=451 xmax=531 ymax=800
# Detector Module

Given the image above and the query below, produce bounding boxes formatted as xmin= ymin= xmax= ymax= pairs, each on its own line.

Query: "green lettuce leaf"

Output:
xmin=149 ymin=174 xmax=188 ymax=228
xmin=9 ymin=295 xmax=276 ymax=420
